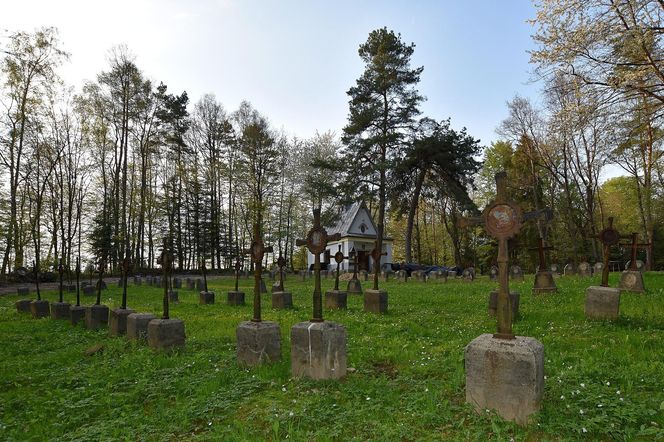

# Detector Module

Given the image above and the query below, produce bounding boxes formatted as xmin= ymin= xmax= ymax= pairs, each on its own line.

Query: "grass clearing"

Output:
xmin=1 ymin=273 xmax=663 ymax=441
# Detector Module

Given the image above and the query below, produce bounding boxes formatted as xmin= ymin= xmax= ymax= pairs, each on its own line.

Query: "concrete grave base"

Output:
xmin=271 ymin=291 xmax=293 ymax=309
xmin=109 ymin=308 xmax=136 ymax=336
xmin=325 ymin=289 xmax=347 ymax=310
xmin=532 ymin=271 xmax=557 ymax=295
xmin=147 ymin=318 xmax=185 ymax=350
xmin=15 ymin=299 xmax=32 ymax=313
xmin=346 ymin=278 xmax=362 ymax=295
xmin=465 ymin=333 xmax=544 ymax=425
xmin=168 ymin=290 xmax=179 ymax=303
xmin=291 ymin=321 xmax=347 ymax=380
xmin=70 ymin=305 xmax=86 ymax=326
xmin=585 ymin=286 xmax=620 ymax=320
xmin=227 ymin=291 xmax=245 ymax=306
xmin=236 ymin=321 xmax=281 ymax=366
xmin=50 ymin=301 xmax=71 ymax=320
xmin=17 ymin=287 xmax=30 ymax=296
xmin=618 ymin=270 xmax=645 ymax=293
xmin=83 ymin=286 xmax=95 ymax=296
xmin=127 ymin=313 xmax=156 ymax=341
xmin=199 ymin=291 xmax=215 ymax=305
xmin=196 ymin=279 xmax=204 ymax=291
xmin=364 ymin=289 xmax=388 ymax=314
xmin=488 ymin=290 xmax=520 ymax=320
xmin=173 ymin=278 xmax=181 ymax=289
xmin=30 ymin=300 xmax=50 ymax=319
xmin=85 ymin=304 xmax=109 ymax=329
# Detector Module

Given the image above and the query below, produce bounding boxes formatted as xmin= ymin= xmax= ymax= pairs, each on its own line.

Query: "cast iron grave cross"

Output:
xmin=234 ymin=255 xmax=244 ymax=292
xmin=158 ymin=244 xmax=174 ymax=319
xmin=349 ymin=247 xmax=358 ymax=280
xmin=622 ymin=232 xmax=650 ymax=271
xmin=246 ymin=231 xmax=273 ymax=322
xmin=591 ymin=217 xmax=628 ymax=287
xmin=58 ymin=259 xmax=64 ymax=302
xmin=296 ymin=208 xmax=341 ymax=322
xmin=529 ymin=237 xmax=554 ymax=272
xmin=370 ymin=241 xmax=387 ymax=290
xmin=275 ymin=256 xmax=287 ymax=292
xmin=333 ymin=245 xmax=349 ymax=291
xmin=120 ymin=251 xmax=132 ymax=309
xmin=458 ymin=172 xmax=551 ymax=340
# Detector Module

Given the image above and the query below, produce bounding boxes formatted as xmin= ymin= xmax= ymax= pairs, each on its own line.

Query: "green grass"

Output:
xmin=1 ymin=273 xmax=663 ymax=441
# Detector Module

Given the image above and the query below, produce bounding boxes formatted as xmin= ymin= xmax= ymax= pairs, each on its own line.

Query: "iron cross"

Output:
xmin=234 ymin=255 xmax=244 ymax=292
xmin=349 ymin=247 xmax=359 ymax=280
xmin=275 ymin=256 xmax=287 ymax=292
xmin=370 ymin=240 xmax=388 ymax=290
xmin=245 ymin=231 xmax=273 ymax=322
xmin=333 ymin=245 xmax=349 ymax=291
xmin=458 ymin=171 xmax=551 ymax=340
xmin=296 ymin=208 xmax=341 ymax=322
xmin=591 ymin=217 xmax=629 ymax=287
xmin=158 ymin=244 xmax=174 ymax=319
xmin=622 ymin=232 xmax=650 ymax=271
xmin=529 ymin=237 xmax=554 ymax=272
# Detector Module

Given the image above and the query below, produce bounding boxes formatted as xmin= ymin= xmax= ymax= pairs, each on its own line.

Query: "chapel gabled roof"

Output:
xmin=325 ymin=201 xmax=383 ymax=239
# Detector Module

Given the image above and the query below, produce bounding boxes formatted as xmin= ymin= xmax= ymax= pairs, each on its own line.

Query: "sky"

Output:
xmin=2 ymin=0 xmax=540 ymax=148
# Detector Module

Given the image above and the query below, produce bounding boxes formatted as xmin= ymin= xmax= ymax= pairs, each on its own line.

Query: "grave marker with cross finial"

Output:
xmin=227 ymin=254 xmax=247 ymax=306
xmin=295 ymin=208 xmax=340 ymax=322
xmin=370 ymin=241 xmax=388 ymax=287
xmin=459 ymin=171 xmax=547 ymax=424
xmin=590 ymin=217 xmax=628 ymax=287
xmin=529 ymin=237 xmax=557 ymax=294
xmin=244 ymin=228 xmax=273 ymax=321
xmin=110 ymin=249 xmax=136 ymax=336
xmin=50 ymin=258 xmax=72 ymax=320
xmin=69 ymin=257 xmax=86 ymax=326
xmin=618 ymin=232 xmax=650 ymax=292
xmin=346 ymin=247 xmax=363 ymax=295
xmin=158 ymin=244 xmax=174 ymax=319
xmin=271 ymin=255 xmax=293 ymax=309
xmin=325 ymin=245 xmax=349 ymax=310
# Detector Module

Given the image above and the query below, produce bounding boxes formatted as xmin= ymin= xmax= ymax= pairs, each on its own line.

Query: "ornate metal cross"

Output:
xmin=120 ymin=251 xmax=132 ymax=309
xmin=349 ymin=247 xmax=359 ymax=280
xmin=591 ymin=217 xmax=628 ymax=287
xmin=233 ymin=255 xmax=244 ymax=292
xmin=275 ymin=256 xmax=287 ymax=292
xmin=96 ymin=258 xmax=105 ymax=306
xmin=529 ymin=237 xmax=554 ymax=272
xmin=200 ymin=258 xmax=209 ymax=293
xmin=75 ymin=257 xmax=81 ymax=307
xmin=333 ymin=245 xmax=349 ymax=291
xmin=245 ymin=230 xmax=273 ymax=322
xmin=458 ymin=171 xmax=551 ymax=340
xmin=296 ymin=208 xmax=341 ymax=322
xmin=622 ymin=232 xmax=650 ymax=271
xmin=158 ymin=245 xmax=174 ymax=319
xmin=370 ymin=240 xmax=387 ymax=290
xmin=58 ymin=259 xmax=65 ymax=302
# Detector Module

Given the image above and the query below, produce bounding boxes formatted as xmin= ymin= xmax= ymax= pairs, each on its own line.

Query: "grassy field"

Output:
xmin=1 ymin=272 xmax=663 ymax=441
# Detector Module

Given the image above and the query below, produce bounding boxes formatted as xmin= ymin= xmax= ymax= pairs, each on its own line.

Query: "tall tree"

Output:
xmin=342 ymin=28 xmax=423 ymax=286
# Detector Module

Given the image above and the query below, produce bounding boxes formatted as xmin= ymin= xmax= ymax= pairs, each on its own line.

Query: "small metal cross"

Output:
xmin=621 ymin=232 xmax=650 ymax=271
xmin=369 ymin=240 xmax=387 ymax=290
xmin=591 ymin=217 xmax=629 ymax=287
xmin=528 ymin=237 xmax=554 ymax=272
xmin=245 ymin=228 xmax=273 ymax=322
xmin=333 ymin=245 xmax=349 ymax=291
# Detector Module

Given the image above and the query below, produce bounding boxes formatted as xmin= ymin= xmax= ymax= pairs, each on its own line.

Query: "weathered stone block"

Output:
xmin=134 ymin=276 xmax=142 ymax=286
xmin=83 ymin=285 xmax=95 ymax=296
xmin=50 ymin=301 xmax=71 ymax=320
xmin=187 ymin=279 xmax=195 ymax=290
xmin=510 ymin=265 xmax=524 ymax=281
xmin=359 ymin=270 xmax=369 ymax=281
xmin=585 ymin=286 xmax=620 ymax=320
xmin=227 ymin=291 xmax=245 ymax=306
xmin=69 ymin=305 xmax=86 ymax=326
xmin=66 ymin=284 xmax=76 ymax=292
xmin=271 ymin=291 xmax=293 ymax=309
xmin=236 ymin=321 xmax=281 ymax=366
xmin=364 ymin=289 xmax=388 ymax=314
xmin=168 ymin=290 xmax=179 ymax=302
xmin=17 ymin=287 xmax=30 ymax=296
xmin=199 ymin=291 xmax=215 ymax=304
xmin=147 ymin=318 xmax=185 ymax=350
xmin=15 ymin=299 xmax=32 ymax=313
xmin=173 ymin=277 xmax=181 ymax=289
xmin=30 ymin=300 xmax=50 ymax=319
xmin=109 ymin=308 xmax=136 ymax=336
xmin=85 ymin=304 xmax=109 ymax=329
xmin=381 ymin=271 xmax=392 ymax=282
xmin=488 ymin=290 xmax=520 ymax=320
xmin=396 ymin=270 xmax=408 ymax=282
xmin=619 ymin=270 xmax=645 ymax=293
xmin=532 ymin=271 xmax=557 ymax=295
xmin=325 ymin=289 xmax=347 ymax=310
xmin=465 ymin=333 xmax=544 ymax=425
xmin=196 ymin=278 xmax=204 ymax=291
xmin=346 ymin=278 xmax=362 ymax=295
xmin=127 ymin=313 xmax=156 ymax=341
xmin=577 ymin=262 xmax=592 ymax=278
xmin=291 ymin=321 xmax=347 ymax=380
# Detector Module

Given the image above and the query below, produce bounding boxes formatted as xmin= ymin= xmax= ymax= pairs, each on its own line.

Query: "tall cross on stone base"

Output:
xmin=296 ymin=208 xmax=340 ymax=322
xmin=529 ymin=238 xmax=553 ymax=273
xmin=528 ymin=237 xmax=557 ymax=294
xmin=458 ymin=172 xmax=551 ymax=339
xmin=370 ymin=241 xmax=387 ymax=289
xmin=275 ymin=256 xmax=287 ymax=292
xmin=245 ymin=230 xmax=273 ymax=322
xmin=590 ymin=217 xmax=628 ymax=287
xmin=233 ymin=255 xmax=244 ymax=292
xmin=158 ymin=243 xmax=174 ymax=319
xmin=622 ymin=232 xmax=650 ymax=271
xmin=333 ymin=245 xmax=348 ymax=291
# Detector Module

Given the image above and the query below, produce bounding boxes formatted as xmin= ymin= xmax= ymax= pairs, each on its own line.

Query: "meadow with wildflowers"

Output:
xmin=0 ymin=273 xmax=663 ymax=441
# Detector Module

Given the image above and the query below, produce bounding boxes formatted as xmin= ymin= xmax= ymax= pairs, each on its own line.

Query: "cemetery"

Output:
xmin=3 ymin=2 xmax=664 ymax=441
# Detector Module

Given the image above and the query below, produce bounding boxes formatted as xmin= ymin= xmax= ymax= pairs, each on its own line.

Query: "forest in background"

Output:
xmin=2 ymin=0 xmax=664 ymax=279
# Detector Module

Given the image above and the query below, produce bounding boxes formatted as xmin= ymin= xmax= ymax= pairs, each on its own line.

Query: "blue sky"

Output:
xmin=3 ymin=0 xmax=539 ymax=148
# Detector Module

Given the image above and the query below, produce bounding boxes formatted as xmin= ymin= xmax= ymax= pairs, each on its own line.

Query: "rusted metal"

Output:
xmin=333 ymin=245 xmax=348 ymax=291
xmin=369 ymin=241 xmax=387 ymax=290
xmin=245 ymin=225 xmax=273 ymax=322
xmin=158 ymin=244 xmax=174 ymax=319
xmin=591 ymin=217 xmax=629 ymax=287
xmin=276 ymin=256 xmax=287 ymax=292
xmin=234 ymin=256 xmax=244 ymax=292
xmin=622 ymin=232 xmax=650 ymax=271
xmin=529 ymin=237 xmax=553 ymax=272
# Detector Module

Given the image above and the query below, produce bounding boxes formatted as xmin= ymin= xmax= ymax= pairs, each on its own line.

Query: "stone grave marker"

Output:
xmin=51 ymin=260 xmax=71 ymax=320
xmin=325 ymin=246 xmax=348 ymax=310
xmin=619 ymin=233 xmax=649 ymax=293
xmin=489 ymin=265 xmax=498 ymax=281
xmin=624 ymin=259 xmax=645 ymax=273
xmin=563 ymin=263 xmax=576 ymax=276
xmin=359 ymin=269 xmax=368 ymax=281
xmin=236 ymin=224 xmax=280 ymax=366
xmin=346 ymin=247 xmax=362 ymax=295
xmin=272 ymin=256 xmax=293 ymax=309
xmin=462 ymin=267 xmax=475 ymax=282
xmin=593 ymin=262 xmax=603 ymax=274
xmin=85 ymin=258 xmax=109 ymax=329
xmin=550 ymin=263 xmax=560 ymax=275
xmin=529 ymin=238 xmax=557 ymax=294
xmin=509 ymin=264 xmax=524 ymax=282
xmin=70 ymin=258 xmax=86 ymax=326
xmin=366 ymin=241 xmax=388 ymax=313
xmin=586 ymin=217 xmax=627 ymax=319
xmin=227 ymin=256 xmax=246 ymax=306
xmin=134 ymin=276 xmax=142 ymax=286
xmin=15 ymin=265 xmax=32 ymax=313
xmin=396 ymin=269 xmax=408 ymax=282
xmin=291 ymin=208 xmax=346 ymax=379
xmin=199 ymin=259 xmax=215 ymax=304
xmin=577 ymin=261 xmax=592 ymax=278
xmin=458 ymin=171 xmax=549 ymax=425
